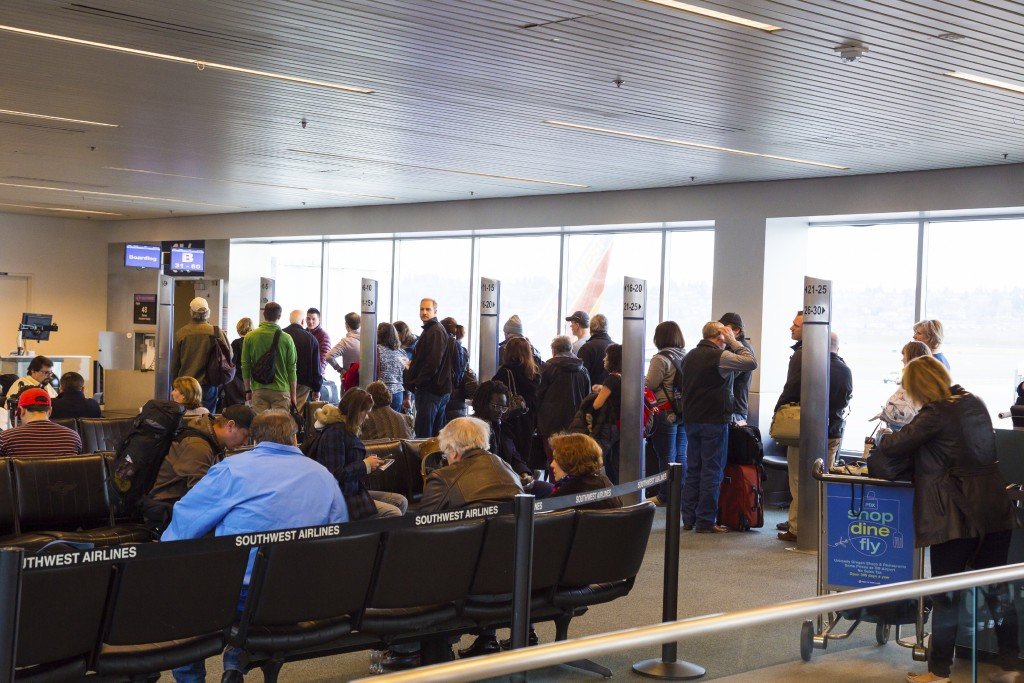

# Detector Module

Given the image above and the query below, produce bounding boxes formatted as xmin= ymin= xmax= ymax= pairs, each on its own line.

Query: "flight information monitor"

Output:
xmin=124 ymin=243 xmax=161 ymax=269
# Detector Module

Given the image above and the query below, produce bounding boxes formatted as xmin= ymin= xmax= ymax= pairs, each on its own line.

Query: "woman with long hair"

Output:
xmin=870 ymin=357 xmax=1015 ymax=683
xmin=302 ymin=388 xmax=408 ymax=519
xmin=376 ymin=322 xmax=409 ymax=412
xmin=491 ymin=336 xmax=539 ymax=467
xmin=645 ymin=322 xmax=687 ymax=504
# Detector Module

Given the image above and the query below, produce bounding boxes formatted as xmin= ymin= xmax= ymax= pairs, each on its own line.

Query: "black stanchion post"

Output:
xmin=633 ymin=464 xmax=706 ymax=680
xmin=0 ymin=547 xmax=24 ymax=683
xmin=509 ymin=493 xmax=535 ymax=683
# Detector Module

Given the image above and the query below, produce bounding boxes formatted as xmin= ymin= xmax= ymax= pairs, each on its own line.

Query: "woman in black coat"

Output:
xmin=869 ymin=356 xmax=1016 ymax=683
xmin=492 ymin=337 xmax=540 ymax=466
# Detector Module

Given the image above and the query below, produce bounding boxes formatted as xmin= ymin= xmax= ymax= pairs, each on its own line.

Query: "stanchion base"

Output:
xmin=632 ymin=658 xmax=706 ymax=680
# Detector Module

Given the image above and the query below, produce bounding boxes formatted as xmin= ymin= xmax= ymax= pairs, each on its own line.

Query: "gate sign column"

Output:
xmin=479 ymin=278 xmax=500 ymax=382
xmin=259 ymin=277 xmax=275 ymax=315
xmin=620 ymin=276 xmax=647 ymax=502
xmin=797 ymin=276 xmax=832 ymax=552
xmin=359 ymin=278 xmax=378 ymax=389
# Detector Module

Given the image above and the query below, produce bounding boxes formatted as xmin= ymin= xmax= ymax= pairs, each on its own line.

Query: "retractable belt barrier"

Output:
xmin=534 ymin=470 xmax=667 ymax=514
xmin=18 ymin=470 xmax=668 ymax=572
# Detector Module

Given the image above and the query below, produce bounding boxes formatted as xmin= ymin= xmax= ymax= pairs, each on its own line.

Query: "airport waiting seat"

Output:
xmin=93 ymin=546 xmax=250 ymax=680
xmin=359 ymin=521 xmax=486 ymax=647
xmin=50 ymin=417 xmax=79 ymax=434
xmin=0 ymin=460 xmax=65 ymax=551
xmin=462 ymin=509 xmax=577 ymax=627
xmin=15 ymin=562 xmax=112 ymax=681
xmin=78 ymin=417 xmax=134 ymax=453
xmin=229 ymin=532 xmax=383 ymax=682
xmin=11 ymin=455 xmax=150 ymax=546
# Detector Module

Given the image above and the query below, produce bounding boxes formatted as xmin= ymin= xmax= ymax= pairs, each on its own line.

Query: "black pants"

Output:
xmin=928 ymin=530 xmax=1015 ymax=676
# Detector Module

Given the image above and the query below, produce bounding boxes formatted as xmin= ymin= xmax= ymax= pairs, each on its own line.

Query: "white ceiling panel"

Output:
xmin=0 ymin=0 xmax=1021 ymax=219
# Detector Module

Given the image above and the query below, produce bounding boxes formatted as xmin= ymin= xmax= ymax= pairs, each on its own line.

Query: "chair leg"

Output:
xmin=554 ymin=613 xmax=573 ymax=641
xmin=260 ymin=658 xmax=284 ymax=683
xmin=564 ymin=658 xmax=613 ymax=678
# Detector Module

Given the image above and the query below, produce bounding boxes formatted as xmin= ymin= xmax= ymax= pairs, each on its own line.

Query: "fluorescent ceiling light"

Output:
xmin=287 ymin=149 xmax=590 ymax=188
xmin=543 ymin=120 xmax=849 ymax=170
xmin=0 ymin=202 xmax=121 ymax=216
xmin=946 ymin=71 xmax=1024 ymax=96
xmin=0 ymin=24 xmax=372 ymax=94
xmin=0 ymin=181 xmax=243 ymax=208
xmin=104 ymin=167 xmax=396 ymax=200
xmin=639 ymin=0 xmax=782 ymax=32
xmin=0 ymin=109 xmax=118 ymax=127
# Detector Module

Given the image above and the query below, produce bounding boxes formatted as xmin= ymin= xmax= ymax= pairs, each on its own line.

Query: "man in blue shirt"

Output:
xmin=163 ymin=409 xmax=348 ymax=682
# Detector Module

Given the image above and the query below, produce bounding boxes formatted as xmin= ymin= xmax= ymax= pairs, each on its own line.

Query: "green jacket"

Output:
xmin=241 ymin=322 xmax=297 ymax=392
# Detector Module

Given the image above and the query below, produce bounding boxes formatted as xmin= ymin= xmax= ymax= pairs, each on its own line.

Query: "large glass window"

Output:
xmin=478 ymin=235 xmax=561 ymax=357
xmin=227 ymin=242 xmax=322 ymax=339
xmin=394 ymin=238 xmax=473 ymax=338
xmin=666 ymin=230 xmax=715 ymax=348
xmin=323 ymin=240 xmax=393 ymax=340
xmin=807 ymin=225 xmax=919 ymax=451
xmin=925 ymin=219 xmax=1024 ymax=421
xmin=564 ymin=232 xmax=663 ymax=357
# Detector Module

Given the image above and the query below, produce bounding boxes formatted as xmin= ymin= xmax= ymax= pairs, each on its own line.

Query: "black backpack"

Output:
xmin=727 ymin=423 xmax=764 ymax=466
xmin=450 ymin=339 xmax=468 ymax=390
xmin=655 ymin=350 xmax=685 ymax=415
xmin=108 ymin=400 xmax=185 ymax=515
xmin=250 ymin=329 xmax=281 ymax=385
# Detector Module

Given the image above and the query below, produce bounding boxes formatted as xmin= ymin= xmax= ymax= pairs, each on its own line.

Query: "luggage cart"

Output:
xmin=801 ymin=460 xmax=928 ymax=662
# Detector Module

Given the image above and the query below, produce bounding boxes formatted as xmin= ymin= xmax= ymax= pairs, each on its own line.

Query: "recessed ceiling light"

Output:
xmin=543 ymin=120 xmax=849 ymax=170
xmin=0 ymin=24 xmax=373 ymax=94
xmin=946 ymin=71 xmax=1024 ymax=96
xmin=638 ymin=0 xmax=782 ymax=32
xmin=104 ymin=167 xmax=396 ymax=200
xmin=0 ymin=202 xmax=122 ymax=216
xmin=0 ymin=109 xmax=118 ymax=127
xmin=287 ymin=149 xmax=590 ymax=188
xmin=0 ymin=181 xmax=243 ymax=208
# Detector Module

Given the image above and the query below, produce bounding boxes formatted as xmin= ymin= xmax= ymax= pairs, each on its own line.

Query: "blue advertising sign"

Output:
xmin=825 ymin=482 xmax=915 ymax=589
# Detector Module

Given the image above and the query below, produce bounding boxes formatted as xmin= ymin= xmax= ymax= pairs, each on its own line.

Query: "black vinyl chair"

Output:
xmin=78 ymin=417 xmax=134 ymax=453
xmin=11 ymin=455 xmax=150 ymax=545
xmin=229 ymin=532 xmax=383 ymax=682
xmin=462 ymin=509 xmax=577 ymax=628
xmin=93 ymin=546 xmax=250 ymax=681
xmin=359 ymin=520 xmax=487 ymax=662
xmin=548 ymin=502 xmax=656 ymax=678
xmin=15 ymin=563 xmax=112 ymax=681
xmin=50 ymin=417 xmax=79 ymax=434
xmin=0 ymin=459 xmax=59 ymax=551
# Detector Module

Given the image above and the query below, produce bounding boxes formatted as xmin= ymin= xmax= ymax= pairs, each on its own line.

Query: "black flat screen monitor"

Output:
xmin=21 ymin=313 xmax=53 ymax=341
xmin=167 ymin=247 xmax=205 ymax=276
xmin=124 ymin=243 xmax=161 ymax=269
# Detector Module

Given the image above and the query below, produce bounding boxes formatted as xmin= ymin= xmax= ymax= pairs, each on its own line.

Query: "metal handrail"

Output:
xmin=355 ymin=562 xmax=1024 ymax=683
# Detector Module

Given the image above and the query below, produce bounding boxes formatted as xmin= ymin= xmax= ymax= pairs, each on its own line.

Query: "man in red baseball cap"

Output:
xmin=0 ymin=388 xmax=82 ymax=457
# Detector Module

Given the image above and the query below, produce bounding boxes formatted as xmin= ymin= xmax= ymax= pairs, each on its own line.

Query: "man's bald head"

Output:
xmin=289 ymin=310 xmax=304 ymax=325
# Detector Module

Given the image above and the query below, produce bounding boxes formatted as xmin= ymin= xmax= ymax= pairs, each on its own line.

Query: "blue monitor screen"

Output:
xmin=125 ymin=243 xmax=161 ymax=269
xmin=170 ymin=247 xmax=205 ymax=275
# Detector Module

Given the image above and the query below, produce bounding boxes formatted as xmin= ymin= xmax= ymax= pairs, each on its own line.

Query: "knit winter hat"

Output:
xmin=503 ymin=314 xmax=523 ymax=337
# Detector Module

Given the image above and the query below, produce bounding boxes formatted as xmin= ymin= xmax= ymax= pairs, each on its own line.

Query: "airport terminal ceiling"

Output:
xmin=0 ymin=1 xmax=1022 ymax=220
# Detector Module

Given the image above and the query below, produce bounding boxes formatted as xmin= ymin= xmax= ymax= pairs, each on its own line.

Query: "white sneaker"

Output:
xmin=906 ymin=672 xmax=949 ymax=683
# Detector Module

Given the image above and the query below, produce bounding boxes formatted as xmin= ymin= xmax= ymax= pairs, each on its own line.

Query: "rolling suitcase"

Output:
xmin=718 ymin=463 xmax=765 ymax=531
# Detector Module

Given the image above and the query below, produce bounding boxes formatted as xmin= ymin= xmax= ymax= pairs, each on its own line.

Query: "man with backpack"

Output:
xmin=405 ymin=298 xmax=453 ymax=438
xmin=283 ymin=310 xmax=323 ymax=410
xmin=171 ymin=297 xmax=232 ymax=413
xmin=148 ymin=404 xmax=255 ymax=505
xmin=241 ymin=302 xmax=298 ymax=413
xmin=537 ymin=335 xmax=591 ymax=460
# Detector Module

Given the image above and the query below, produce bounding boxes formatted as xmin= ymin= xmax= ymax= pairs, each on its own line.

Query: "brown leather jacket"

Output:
xmin=419 ymin=448 xmax=523 ymax=513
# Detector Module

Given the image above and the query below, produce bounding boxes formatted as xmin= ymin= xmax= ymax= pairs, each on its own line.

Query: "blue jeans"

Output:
xmin=173 ymin=591 xmax=247 ymax=682
xmin=414 ymin=390 xmax=450 ymax=438
xmin=390 ymin=390 xmax=404 ymax=413
xmin=680 ymin=423 xmax=729 ymax=530
xmin=201 ymin=385 xmax=219 ymax=413
xmin=649 ymin=412 xmax=687 ymax=503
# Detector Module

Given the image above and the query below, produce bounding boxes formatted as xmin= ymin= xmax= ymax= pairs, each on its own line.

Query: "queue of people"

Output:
xmin=6 ymin=293 xmax=1018 ymax=681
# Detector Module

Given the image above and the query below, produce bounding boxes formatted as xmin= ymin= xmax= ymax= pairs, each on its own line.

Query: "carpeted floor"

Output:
xmin=189 ymin=506 xmax=1013 ymax=681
